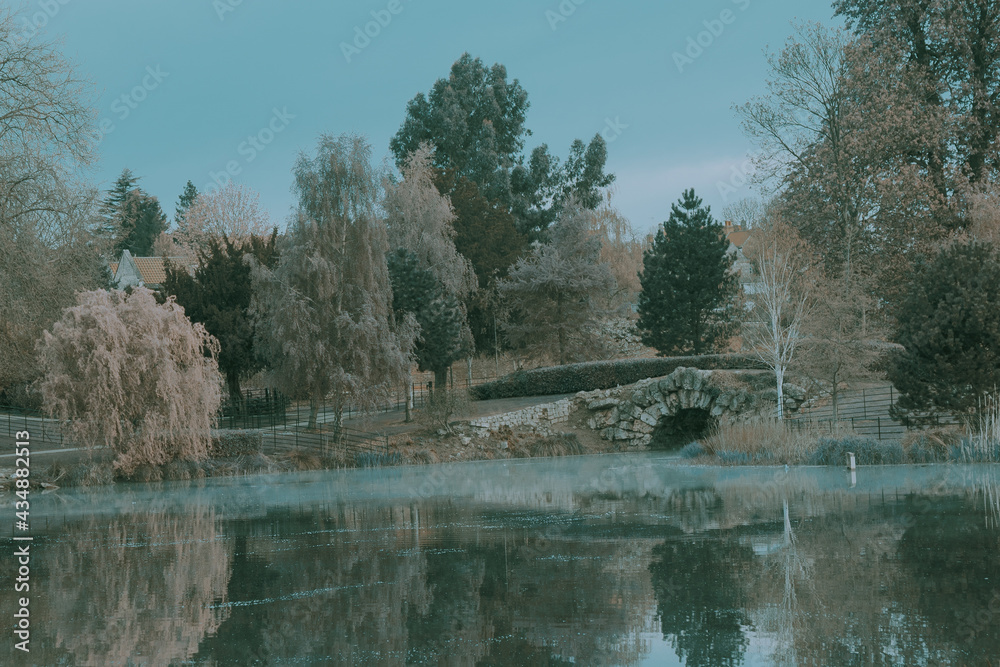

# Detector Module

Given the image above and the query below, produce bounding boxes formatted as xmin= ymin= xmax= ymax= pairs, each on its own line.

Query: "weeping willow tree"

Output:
xmin=251 ymin=134 xmax=413 ymax=431
xmin=36 ymin=288 xmax=223 ymax=474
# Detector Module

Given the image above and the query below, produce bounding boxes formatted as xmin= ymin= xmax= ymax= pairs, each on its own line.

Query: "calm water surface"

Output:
xmin=5 ymin=454 xmax=1000 ymax=666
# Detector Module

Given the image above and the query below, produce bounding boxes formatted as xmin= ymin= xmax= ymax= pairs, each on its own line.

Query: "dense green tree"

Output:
xmin=99 ymin=168 xmax=139 ymax=241
xmin=112 ymin=189 xmax=168 ymax=256
xmin=498 ymin=202 xmax=617 ymax=365
xmin=163 ymin=233 xmax=279 ymax=405
xmin=387 ymin=248 xmax=473 ymax=395
xmin=390 ymin=53 xmax=614 ymax=241
xmin=510 ymin=136 xmax=616 ymax=240
xmin=174 ymin=180 xmax=198 ymax=233
xmin=99 ymin=169 xmax=168 ymax=257
xmin=441 ymin=173 xmax=526 ymax=355
xmin=637 ymin=190 xmax=739 ymax=355
xmin=390 ymin=53 xmax=530 ymax=206
xmin=889 ymin=240 xmax=1000 ymax=423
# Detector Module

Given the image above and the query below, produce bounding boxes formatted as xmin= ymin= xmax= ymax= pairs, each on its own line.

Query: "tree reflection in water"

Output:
xmin=13 ymin=463 xmax=1000 ymax=665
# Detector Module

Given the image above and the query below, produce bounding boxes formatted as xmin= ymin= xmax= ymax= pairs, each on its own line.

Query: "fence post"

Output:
xmin=878 ymin=416 xmax=882 ymax=441
xmin=863 ymin=389 xmax=867 ymax=419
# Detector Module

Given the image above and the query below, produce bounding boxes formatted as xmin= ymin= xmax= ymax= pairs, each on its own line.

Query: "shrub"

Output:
xmin=286 ymin=451 xmax=323 ymax=470
xmin=355 ymin=451 xmax=402 ymax=468
xmin=902 ymin=426 xmax=962 ymax=463
xmin=418 ymin=389 xmax=472 ymax=433
xmin=62 ymin=462 xmax=114 ymax=487
xmin=470 ymin=354 xmax=767 ymax=400
xmin=679 ymin=442 xmax=705 ymax=459
xmin=714 ymin=450 xmax=777 ymax=465
xmin=809 ymin=436 xmax=905 ymax=466
xmin=209 ymin=430 xmax=264 ymax=458
xmin=529 ymin=433 xmax=584 ymax=458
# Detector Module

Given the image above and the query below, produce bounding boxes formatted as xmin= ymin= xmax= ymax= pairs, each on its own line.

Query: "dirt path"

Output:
xmin=343 ymin=394 xmax=577 ymax=436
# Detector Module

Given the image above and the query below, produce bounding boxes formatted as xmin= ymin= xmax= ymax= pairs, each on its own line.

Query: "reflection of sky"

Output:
xmin=637 ymin=629 xmax=783 ymax=666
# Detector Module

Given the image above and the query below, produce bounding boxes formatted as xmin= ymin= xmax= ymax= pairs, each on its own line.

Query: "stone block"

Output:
xmin=632 ymin=419 xmax=654 ymax=434
xmin=588 ymin=397 xmax=619 ymax=411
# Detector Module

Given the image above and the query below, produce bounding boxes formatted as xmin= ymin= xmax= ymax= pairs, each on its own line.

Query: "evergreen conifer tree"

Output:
xmin=889 ymin=240 xmax=1000 ymax=423
xmin=387 ymin=248 xmax=473 ymax=394
xmin=174 ymin=180 xmax=198 ymax=234
xmin=637 ymin=189 xmax=739 ymax=355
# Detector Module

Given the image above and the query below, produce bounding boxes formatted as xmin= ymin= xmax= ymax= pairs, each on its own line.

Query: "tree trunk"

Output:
xmin=831 ymin=370 xmax=840 ymax=425
xmin=227 ymin=373 xmax=243 ymax=415
xmin=308 ymin=393 xmax=320 ymax=431
xmin=776 ymin=367 xmax=785 ymax=420
xmin=434 ymin=367 xmax=448 ymax=401
xmin=405 ymin=373 xmax=413 ymax=423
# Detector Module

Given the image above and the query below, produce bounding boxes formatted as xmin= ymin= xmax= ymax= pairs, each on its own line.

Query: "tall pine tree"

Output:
xmin=174 ymin=180 xmax=198 ymax=234
xmin=637 ymin=189 xmax=739 ymax=355
xmin=99 ymin=168 xmax=139 ymax=243
xmin=113 ymin=190 xmax=167 ymax=257
xmin=99 ymin=169 xmax=167 ymax=256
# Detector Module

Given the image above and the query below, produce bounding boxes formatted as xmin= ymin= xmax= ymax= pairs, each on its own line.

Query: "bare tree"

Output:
xmin=797 ymin=275 xmax=885 ymax=423
xmin=588 ymin=188 xmax=647 ymax=308
xmin=36 ymin=288 xmax=223 ymax=474
xmin=742 ymin=218 xmax=813 ymax=419
xmin=499 ymin=201 xmax=617 ymax=365
xmin=721 ymin=197 xmax=766 ymax=229
xmin=0 ymin=10 xmax=104 ymax=400
xmin=384 ymin=144 xmax=477 ymax=299
xmin=173 ymin=182 xmax=274 ymax=257
xmin=737 ymin=22 xmax=949 ymax=294
xmin=251 ymin=134 xmax=413 ymax=431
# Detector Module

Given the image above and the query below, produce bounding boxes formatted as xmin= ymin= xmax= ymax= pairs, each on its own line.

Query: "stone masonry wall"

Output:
xmin=470 ymin=399 xmax=572 ymax=436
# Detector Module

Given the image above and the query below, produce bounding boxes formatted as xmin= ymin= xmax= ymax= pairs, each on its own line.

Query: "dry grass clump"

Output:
xmin=700 ymin=416 xmax=821 ymax=465
xmin=961 ymin=396 xmax=1000 ymax=462
xmin=529 ymin=433 xmax=584 ymax=458
xmin=410 ymin=448 xmax=438 ymax=465
xmin=902 ymin=426 xmax=964 ymax=463
xmin=286 ymin=450 xmax=324 ymax=470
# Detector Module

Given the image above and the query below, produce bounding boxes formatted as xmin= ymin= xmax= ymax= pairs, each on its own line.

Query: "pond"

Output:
xmin=6 ymin=455 xmax=1000 ymax=665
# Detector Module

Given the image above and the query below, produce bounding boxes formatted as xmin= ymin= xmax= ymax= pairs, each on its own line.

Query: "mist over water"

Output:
xmin=9 ymin=455 xmax=1000 ymax=665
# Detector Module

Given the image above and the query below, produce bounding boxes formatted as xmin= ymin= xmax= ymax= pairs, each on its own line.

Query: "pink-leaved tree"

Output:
xmin=36 ymin=288 xmax=223 ymax=474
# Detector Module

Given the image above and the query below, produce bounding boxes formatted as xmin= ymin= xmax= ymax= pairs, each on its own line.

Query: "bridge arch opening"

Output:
xmin=650 ymin=408 xmax=715 ymax=451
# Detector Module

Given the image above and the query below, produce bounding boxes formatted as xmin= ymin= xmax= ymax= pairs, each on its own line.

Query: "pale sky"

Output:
xmin=22 ymin=0 xmax=839 ymax=234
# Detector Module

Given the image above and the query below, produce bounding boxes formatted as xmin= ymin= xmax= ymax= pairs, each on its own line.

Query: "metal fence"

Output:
xmin=786 ymin=384 xmax=960 ymax=441
xmin=0 ymin=406 xmax=69 ymax=448
xmin=255 ymin=423 xmax=392 ymax=461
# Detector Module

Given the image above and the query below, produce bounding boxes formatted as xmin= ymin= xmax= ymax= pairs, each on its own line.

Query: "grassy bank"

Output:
xmin=683 ymin=417 xmax=997 ymax=466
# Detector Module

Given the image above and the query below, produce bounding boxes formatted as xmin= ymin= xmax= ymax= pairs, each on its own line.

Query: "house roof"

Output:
xmin=727 ymin=230 xmax=751 ymax=249
xmin=132 ymin=256 xmax=170 ymax=285
xmin=111 ymin=252 xmax=193 ymax=288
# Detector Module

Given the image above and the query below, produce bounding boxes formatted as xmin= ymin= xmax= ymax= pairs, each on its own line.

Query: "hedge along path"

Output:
xmin=470 ymin=354 xmax=769 ymax=401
